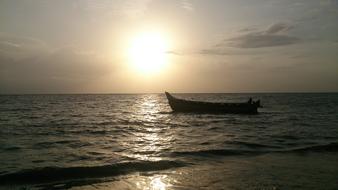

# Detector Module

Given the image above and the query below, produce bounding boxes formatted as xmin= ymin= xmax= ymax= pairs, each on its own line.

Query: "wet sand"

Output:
xmin=68 ymin=152 xmax=338 ymax=190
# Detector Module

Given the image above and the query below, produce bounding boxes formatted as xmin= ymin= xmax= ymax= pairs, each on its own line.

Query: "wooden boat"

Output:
xmin=165 ymin=92 xmax=262 ymax=114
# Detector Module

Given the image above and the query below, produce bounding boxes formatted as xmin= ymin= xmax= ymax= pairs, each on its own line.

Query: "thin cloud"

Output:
xmin=0 ymin=33 xmax=46 ymax=48
xmin=226 ymin=33 xmax=300 ymax=48
xmin=226 ymin=22 xmax=300 ymax=48
xmin=0 ymin=47 xmax=112 ymax=93
xmin=0 ymin=34 xmax=112 ymax=93
xmin=198 ymin=49 xmax=233 ymax=55
xmin=119 ymin=0 xmax=152 ymax=17
xmin=194 ymin=22 xmax=301 ymax=55
xmin=264 ymin=23 xmax=294 ymax=34
xmin=166 ymin=50 xmax=182 ymax=55
xmin=181 ymin=0 xmax=194 ymax=11
xmin=197 ymin=23 xmax=300 ymax=55
xmin=237 ymin=26 xmax=258 ymax=33
xmin=83 ymin=0 xmax=152 ymax=18
xmin=0 ymin=33 xmax=48 ymax=59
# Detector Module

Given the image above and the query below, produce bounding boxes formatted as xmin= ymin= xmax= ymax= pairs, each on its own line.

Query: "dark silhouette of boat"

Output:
xmin=165 ymin=92 xmax=262 ymax=114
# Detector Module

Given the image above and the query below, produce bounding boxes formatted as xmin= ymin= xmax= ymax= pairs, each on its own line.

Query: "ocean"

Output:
xmin=0 ymin=93 xmax=338 ymax=190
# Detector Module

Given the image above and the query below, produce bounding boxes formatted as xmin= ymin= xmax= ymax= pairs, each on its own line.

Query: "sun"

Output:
xmin=128 ymin=31 xmax=169 ymax=74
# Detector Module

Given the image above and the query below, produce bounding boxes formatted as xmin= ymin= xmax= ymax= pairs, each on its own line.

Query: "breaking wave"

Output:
xmin=0 ymin=160 xmax=186 ymax=185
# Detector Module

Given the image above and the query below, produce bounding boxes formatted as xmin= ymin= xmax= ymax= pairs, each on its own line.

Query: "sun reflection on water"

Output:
xmin=132 ymin=96 xmax=176 ymax=189
xmin=137 ymin=95 xmax=162 ymax=120
xmin=121 ymin=95 xmax=173 ymax=161
xmin=150 ymin=176 xmax=168 ymax=190
xmin=135 ymin=175 xmax=171 ymax=190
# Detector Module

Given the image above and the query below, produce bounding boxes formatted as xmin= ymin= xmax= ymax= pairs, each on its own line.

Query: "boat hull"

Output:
xmin=165 ymin=92 xmax=260 ymax=114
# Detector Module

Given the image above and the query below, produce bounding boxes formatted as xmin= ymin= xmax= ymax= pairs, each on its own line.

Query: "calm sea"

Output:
xmin=0 ymin=93 xmax=338 ymax=189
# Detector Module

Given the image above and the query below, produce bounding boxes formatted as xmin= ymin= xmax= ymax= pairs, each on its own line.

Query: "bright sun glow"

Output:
xmin=128 ymin=31 xmax=169 ymax=74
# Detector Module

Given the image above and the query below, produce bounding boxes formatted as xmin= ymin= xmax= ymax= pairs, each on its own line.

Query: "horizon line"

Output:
xmin=1 ymin=91 xmax=338 ymax=95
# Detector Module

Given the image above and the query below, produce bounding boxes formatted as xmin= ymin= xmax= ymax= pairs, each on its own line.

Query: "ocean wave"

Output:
xmin=227 ymin=141 xmax=282 ymax=149
xmin=171 ymin=149 xmax=262 ymax=157
xmin=2 ymin=146 xmax=21 ymax=151
xmin=170 ymin=142 xmax=338 ymax=157
xmin=0 ymin=160 xmax=186 ymax=185
xmin=33 ymin=140 xmax=76 ymax=148
xmin=290 ymin=142 xmax=338 ymax=153
xmin=272 ymin=135 xmax=301 ymax=140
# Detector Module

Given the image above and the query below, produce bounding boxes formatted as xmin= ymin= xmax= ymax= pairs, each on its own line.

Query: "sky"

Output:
xmin=0 ymin=0 xmax=337 ymax=93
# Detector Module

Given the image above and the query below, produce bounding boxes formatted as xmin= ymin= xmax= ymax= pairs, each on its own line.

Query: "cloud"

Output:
xmin=237 ymin=26 xmax=258 ymax=33
xmin=226 ymin=22 xmax=300 ymax=48
xmin=198 ymin=48 xmax=233 ymax=55
xmin=118 ymin=0 xmax=153 ymax=18
xmin=165 ymin=50 xmax=183 ymax=55
xmin=226 ymin=33 xmax=300 ymax=48
xmin=196 ymin=22 xmax=300 ymax=55
xmin=82 ymin=0 xmax=152 ymax=18
xmin=181 ymin=0 xmax=194 ymax=11
xmin=162 ymin=23 xmax=301 ymax=57
xmin=0 ymin=33 xmax=48 ymax=59
xmin=264 ymin=22 xmax=293 ymax=34
xmin=0 ymin=34 xmax=112 ymax=93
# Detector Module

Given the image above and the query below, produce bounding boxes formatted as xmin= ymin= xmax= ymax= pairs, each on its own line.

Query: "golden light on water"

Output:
xmin=117 ymin=95 xmax=173 ymax=161
xmin=135 ymin=175 xmax=171 ymax=190
xmin=125 ymin=95 xmax=168 ymax=161
xmin=127 ymin=31 xmax=170 ymax=74
xmin=149 ymin=176 xmax=168 ymax=190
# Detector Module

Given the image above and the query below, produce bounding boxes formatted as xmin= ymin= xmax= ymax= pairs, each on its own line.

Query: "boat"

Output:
xmin=165 ymin=92 xmax=262 ymax=114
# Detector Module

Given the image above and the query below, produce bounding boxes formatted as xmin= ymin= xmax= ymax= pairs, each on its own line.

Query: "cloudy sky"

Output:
xmin=1 ymin=0 xmax=337 ymax=93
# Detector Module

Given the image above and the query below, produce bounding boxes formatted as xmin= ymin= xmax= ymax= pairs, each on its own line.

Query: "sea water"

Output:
xmin=0 ymin=93 xmax=338 ymax=189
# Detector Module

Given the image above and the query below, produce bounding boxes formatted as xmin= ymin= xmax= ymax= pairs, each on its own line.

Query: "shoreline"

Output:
xmin=2 ymin=152 xmax=338 ymax=190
